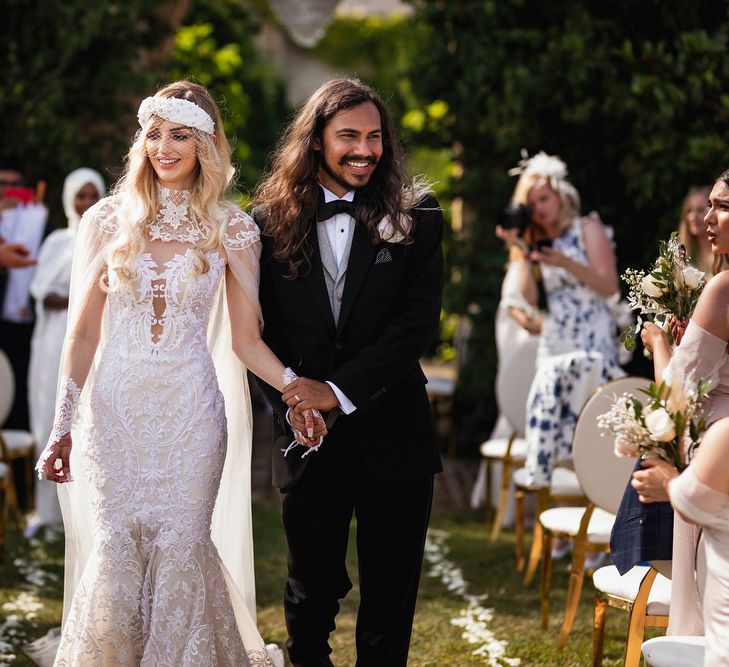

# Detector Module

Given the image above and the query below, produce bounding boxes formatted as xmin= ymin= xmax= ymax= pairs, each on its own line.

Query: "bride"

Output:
xmin=35 ymin=81 xmax=323 ymax=666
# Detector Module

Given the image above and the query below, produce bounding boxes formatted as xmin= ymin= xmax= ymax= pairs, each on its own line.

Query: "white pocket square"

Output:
xmin=375 ymin=247 xmax=393 ymax=264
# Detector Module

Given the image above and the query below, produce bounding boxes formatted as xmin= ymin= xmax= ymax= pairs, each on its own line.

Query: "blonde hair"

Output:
xmin=677 ymin=185 xmax=711 ymax=261
xmin=510 ymin=172 xmax=580 ymax=234
xmin=107 ymin=81 xmax=235 ymax=285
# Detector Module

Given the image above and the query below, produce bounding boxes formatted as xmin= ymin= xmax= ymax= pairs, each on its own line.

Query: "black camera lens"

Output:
xmin=502 ymin=204 xmax=533 ymax=235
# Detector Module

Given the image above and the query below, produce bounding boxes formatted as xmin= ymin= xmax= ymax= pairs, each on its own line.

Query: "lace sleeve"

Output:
xmin=223 ymin=207 xmax=260 ymax=252
xmin=223 ymin=205 xmax=263 ymax=327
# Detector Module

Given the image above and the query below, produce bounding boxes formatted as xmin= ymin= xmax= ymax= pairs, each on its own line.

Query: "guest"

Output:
xmin=27 ymin=167 xmax=105 ymax=532
xmin=0 ymin=157 xmax=48 ymax=430
xmin=635 ymin=166 xmax=729 ymax=636
xmin=637 ymin=417 xmax=729 ymax=665
xmin=678 ymin=185 xmax=713 ymax=276
xmin=497 ymin=151 xmax=622 ymax=487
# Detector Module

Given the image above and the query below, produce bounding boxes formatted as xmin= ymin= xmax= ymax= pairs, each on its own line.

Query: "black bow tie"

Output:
xmin=316 ymin=195 xmax=355 ymax=222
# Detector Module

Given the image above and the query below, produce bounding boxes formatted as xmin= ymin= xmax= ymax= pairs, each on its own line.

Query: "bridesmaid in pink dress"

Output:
xmin=637 ymin=169 xmax=729 ymax=636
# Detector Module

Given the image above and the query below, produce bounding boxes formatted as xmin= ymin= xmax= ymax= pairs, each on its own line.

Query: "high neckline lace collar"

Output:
xmin=147 ymin=186 xmax=205 ymax=244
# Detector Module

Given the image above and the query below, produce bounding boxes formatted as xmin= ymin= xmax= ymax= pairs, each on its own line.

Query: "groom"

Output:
xmin=253 ymin=78 xmax=444 ymax=666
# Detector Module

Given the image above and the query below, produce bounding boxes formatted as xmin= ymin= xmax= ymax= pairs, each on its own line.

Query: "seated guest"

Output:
xmin=497 ymin=151 xmax=622 ymax=487
xmin=678 ymin=185 xmax=714 ymax=277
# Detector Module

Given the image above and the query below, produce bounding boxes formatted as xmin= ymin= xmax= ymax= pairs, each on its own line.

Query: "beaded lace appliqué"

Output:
xmin=147 ymin=187 xmax=206 ymax=244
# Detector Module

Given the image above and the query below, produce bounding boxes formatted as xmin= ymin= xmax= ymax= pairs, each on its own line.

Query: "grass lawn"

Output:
xmin=0 ymin=502 xmax=661 ymax=666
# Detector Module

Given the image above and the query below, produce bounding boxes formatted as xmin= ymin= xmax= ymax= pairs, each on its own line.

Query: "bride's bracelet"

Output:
xmin=283 ymin=366 xmax=298 ymax=387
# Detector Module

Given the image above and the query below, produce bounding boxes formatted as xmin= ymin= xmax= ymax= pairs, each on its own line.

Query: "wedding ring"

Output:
xmin=295 ymin=394 xmax=302 ymax=403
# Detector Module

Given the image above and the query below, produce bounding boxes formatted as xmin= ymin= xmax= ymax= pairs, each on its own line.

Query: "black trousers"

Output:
xmin=281 ymin=445 xmax=434 ymax=667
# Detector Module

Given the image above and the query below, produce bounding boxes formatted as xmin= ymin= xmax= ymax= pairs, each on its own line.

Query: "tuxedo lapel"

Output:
xmin=302 ymin=223 xmax=337 ymax=335
xmin=337 ymin=222 xmax=376 ymax=335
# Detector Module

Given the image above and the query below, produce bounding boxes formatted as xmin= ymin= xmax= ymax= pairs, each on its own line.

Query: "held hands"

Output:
xmin=282 ymin=378 xmax=339 ymax=413
xmin=631 ymin=457 xmax=679 ymax=503
xmin=41 ymin=433 xmax=73 ymax=484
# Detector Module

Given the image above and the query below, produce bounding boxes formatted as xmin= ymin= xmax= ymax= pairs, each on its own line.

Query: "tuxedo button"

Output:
xmin=334 ymin=342 xmax=343 ymax=350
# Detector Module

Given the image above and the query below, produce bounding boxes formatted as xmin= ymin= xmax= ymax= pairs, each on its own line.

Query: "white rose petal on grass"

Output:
xmin=644 ymin=407 xmax=676 ymax=442
xmin=682 ymin=266 xmax=705 ymax=290
xmin=641 ymin=274 xmax=665 ymax=298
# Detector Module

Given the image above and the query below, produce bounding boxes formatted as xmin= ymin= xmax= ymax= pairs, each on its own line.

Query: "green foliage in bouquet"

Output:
xmin=620 ymin=232 xmax=706 ymax=351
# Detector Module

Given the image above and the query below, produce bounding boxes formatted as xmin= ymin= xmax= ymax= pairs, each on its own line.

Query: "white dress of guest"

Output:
xmin=670 ymin=465 xmax=729 ymax=665
xmin=28 ymin=168 xmax=105 ymax=528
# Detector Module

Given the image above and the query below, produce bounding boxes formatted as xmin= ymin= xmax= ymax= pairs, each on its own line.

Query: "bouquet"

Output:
xmin=620 ymin=232 xmax=706 ymax=350
xmin=597 ymin=369 xmax=710 ymax=471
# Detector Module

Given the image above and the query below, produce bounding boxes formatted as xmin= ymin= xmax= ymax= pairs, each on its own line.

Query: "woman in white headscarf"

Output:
xmin=27 ymin=168 xmax=105 ymax=530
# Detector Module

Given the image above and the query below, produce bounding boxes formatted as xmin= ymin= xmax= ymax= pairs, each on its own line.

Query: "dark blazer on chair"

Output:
xmin=253 ymin=195 xmax=444 ymax=491
xmin=610 ymin=458 xmax=674 ymax=575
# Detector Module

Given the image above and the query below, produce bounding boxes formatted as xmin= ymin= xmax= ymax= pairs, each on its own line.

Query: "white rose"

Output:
xmin=644 ymin=407 xmax=676 ymax=442
xmin=641 ymin=274 xmax=666 ymax=298
xmin=681 ymin=266 xmax=705 ymax=290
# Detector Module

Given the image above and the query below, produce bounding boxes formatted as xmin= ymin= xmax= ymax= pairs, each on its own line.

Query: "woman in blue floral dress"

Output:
xmin=498 ymin=152 xmax=623 ymax=487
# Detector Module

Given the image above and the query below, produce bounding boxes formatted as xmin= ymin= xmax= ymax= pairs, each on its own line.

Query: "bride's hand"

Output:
xmin=289 ymin=408 xmax=327 ymax=444
xmin=43 ymin=433 xmax=73 ymax=483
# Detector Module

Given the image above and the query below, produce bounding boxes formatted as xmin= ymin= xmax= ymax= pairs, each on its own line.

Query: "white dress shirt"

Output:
xmin=318 ymin=185 xmax=357 ymax=415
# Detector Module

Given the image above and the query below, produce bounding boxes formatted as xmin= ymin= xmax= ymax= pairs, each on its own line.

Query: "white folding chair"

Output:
xmin=479 ymin=337 xmax=539 ymax=541
xmin=0 ymin=348 xmax=33 ymax=529
xmin=535 ymin=376 xmax=650 ymax=646
xmin=641 ymin=636 xmax=705 ymax=666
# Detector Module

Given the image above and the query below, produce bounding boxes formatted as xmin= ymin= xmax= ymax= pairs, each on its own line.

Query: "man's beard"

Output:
xmin=320 ymin=151 xmax=378 ymax=193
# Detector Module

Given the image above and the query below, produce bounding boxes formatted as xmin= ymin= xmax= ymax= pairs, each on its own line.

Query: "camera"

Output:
xmin=502 ymin=203 xmax=533 ymax=236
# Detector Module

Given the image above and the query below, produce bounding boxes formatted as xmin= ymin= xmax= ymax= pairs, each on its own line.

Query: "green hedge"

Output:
xmin=406 ymin=0 xmax=729 ymax=452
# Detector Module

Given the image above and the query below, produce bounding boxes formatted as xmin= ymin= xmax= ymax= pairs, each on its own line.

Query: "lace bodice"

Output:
xmin=107 ymin=249 xmax=224 ymax=361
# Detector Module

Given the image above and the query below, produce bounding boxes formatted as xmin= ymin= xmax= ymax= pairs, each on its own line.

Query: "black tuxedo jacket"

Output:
xmin=253 ymin=195 xmax=444 ymax=491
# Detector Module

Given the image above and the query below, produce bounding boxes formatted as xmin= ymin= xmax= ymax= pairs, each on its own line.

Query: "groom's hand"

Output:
xmin=283 ymin=378 xmax=339 ymax=413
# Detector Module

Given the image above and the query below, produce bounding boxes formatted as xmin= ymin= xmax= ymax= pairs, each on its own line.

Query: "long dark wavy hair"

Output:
xmin=253 ymin=78 xmax=430 ymax=279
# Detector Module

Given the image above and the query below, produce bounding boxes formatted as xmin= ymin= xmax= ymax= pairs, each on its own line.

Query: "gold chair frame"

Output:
xmin=593 ymin=566 xmax=668 ymax=667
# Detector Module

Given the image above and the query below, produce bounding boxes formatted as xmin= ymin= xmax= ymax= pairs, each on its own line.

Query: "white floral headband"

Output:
xmin=508 ymin=149 xmax=568 ymax=180
xmin=137 ymin=96 xmax=215 ymax=135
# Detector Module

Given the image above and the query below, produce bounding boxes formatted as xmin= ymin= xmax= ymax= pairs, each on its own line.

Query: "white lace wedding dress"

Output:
xmin=34 ymin=188 xmax=277 ymax=666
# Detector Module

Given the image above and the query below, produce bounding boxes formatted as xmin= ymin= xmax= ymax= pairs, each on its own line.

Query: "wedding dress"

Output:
xmin=35 ymin=187 xmax=276 ymax=666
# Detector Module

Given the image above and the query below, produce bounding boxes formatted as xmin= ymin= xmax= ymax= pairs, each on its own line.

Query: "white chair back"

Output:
xmin=0 ymin=348 xmax=14 ymax=426
xmin=495 ymin=337 xmax=540 ymax=436
xmin=572 ymin=376 xmax=650 ymax=515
